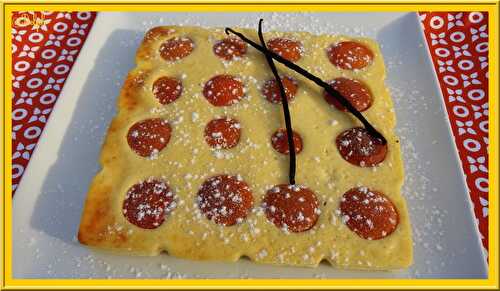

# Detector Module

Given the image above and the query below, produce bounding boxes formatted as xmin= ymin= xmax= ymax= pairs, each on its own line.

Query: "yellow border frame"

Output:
xmin=1 ymin=1 xmax=498 ymax=289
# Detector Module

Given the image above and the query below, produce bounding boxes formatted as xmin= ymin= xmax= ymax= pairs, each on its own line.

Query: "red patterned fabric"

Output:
xmin=418 ymin=12 xmax=489 ymax=254
xmin=11 ymin=11 xmax=96 ymax=192
xmin=10 ymin=12 xmax=488 ymax=253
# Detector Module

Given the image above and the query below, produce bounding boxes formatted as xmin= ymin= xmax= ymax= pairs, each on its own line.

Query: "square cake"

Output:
xmin=78 ymin=25 xmax=413 ymax=269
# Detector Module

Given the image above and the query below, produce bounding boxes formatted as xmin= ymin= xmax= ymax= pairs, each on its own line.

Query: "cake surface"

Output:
xmin=78 ymin=25 xmax=412 ymax=269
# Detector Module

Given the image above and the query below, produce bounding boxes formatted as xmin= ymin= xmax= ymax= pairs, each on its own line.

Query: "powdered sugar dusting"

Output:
xmin=13 ymin=12 xmax=481 ymax=280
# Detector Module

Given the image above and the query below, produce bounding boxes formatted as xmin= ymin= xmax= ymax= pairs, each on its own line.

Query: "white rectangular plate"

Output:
xmin=12 ymin=12 xmax=487 ymax=279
